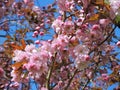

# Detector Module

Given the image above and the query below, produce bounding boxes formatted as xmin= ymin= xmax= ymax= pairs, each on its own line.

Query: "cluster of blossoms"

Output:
xmin=6 ymin=0 xmax=120 ymax=90
xmin=12 ymin=44 xmax=49 ymax=82
xmin=52 ymin=16 xmax=75 ymax=34
xmin=109 ymin=0 xmax=120 ymax=15
xmin=11 ymin=35 xmax=70 ymax=78
xmin=73 ymin=45 xmax=90 ymax=70
xmin=57 ymin=0 xmax=75 ymax=13
xmin=11 ymin=16 xmax=114 ymax=86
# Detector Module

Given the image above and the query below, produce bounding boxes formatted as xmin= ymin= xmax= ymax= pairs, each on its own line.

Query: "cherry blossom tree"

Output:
xmin=0 ymin=0 xmax=120 ymax=90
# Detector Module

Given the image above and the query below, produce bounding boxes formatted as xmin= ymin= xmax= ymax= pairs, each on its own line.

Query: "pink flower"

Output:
xmin=34 ymin=31 xmax=39 ymax=35
xmin=13 ymin=50 xmax=29 ymax=62
xmin=32 ymin=33 xmax=36 ymax=37
xmin=109 ymin=0 xmax=120 ymax=15
xmin=101 ymin=74 xmax=109 ymax=81
xmin=30 ymin=53 xmax=40 ymax=61
xmin=11 ymin=70 xmax=20 ymax=82
xmin=92 ymin=24 xmax=100 ymax=31
xmin=116 ymin=41 xmax=120 ymax=47
xmin=41 ymin=87 xmax=48 ymax=90
xmin=52 ymin=18 xmax=63 ymax=33
xmin=35 ymin=40 xmax=40 ymax=44
xmin=90 ymin=30 xmax=98 ymax=39
xmin=73 ymin=45 xmax=89 ymax=56
xmin=39 ymin=31 xmax=44 ymax=36
xmin=73 ymin=45 xmax=90 ymax=70
xmin=46 ymin=20 xmax=51 ymax=24
xmin=10 ymin=82 xmax=19 ymax=89
xmin=63 ymin=20 xmax=74 ymax=34
xmin=35 ymin=26 xmax=41 ymax=30
xmin=25 ymin=44 xmax=35 ymax=51
xmin=57 ymin=0 xmax=69 ymax=11
xmin=26 ymin=62 xmax=39 ymax=72
xmin=23 ymin=0 xmax=30 ymax=4
xmin=52 ymin=35 xmax=69 ymax=50
xmin=75 ymin=58 xmax=90 ymax=70
xmin=84 ymin=55 xmax=90 ymax=61
xmin=99 ymin=19 xmax=110 ymax=25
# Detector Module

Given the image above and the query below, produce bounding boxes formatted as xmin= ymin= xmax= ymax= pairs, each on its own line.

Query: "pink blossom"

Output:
xmin=11 ymin=70 xmax=20 ymax=82
xmin=109 ymin=0 xmax=120 ymax=15
xmin=64 ymin=21 xmax=74 ymax=28
xmin=35 ymin=26 xmax=41 ymax=30
xmin=34 ymin=31 xmax=39 ymax=35
xmin=10 ymin=82 xmax=19 ymax=89
xmin=23 ymin=0 xmax=30 ymax=4
xmin=46 ymin=20 xmax=51 ymax=24
xmin=52 ymin=18 xmax=63 ymax=33
xmin=84 ymin=55 xmax=90 ymax=61
xmin=26 ymin=62 xmax=39 ymax=72
xmin=57 ymin=0 xmax=70 ymax=11
xmin=35 ymin=40 xmax=40 ymax=44
xmin=41 ymin=87 xmax=48 ymax=90
xmin=87 ymin=71 xmax=93 ymax=79
xmin=63 ymin=20 xmax=74 ymax=34
xmin=25 ymin=44 xmax=36 ymax=52
xmin=101 ymin=73 xmax=109 ymax=81
xmin=13 ymin=50 xmax=29 ymax=62
xmin=76 ymin=29 xmax=86 ymax=40
xmin=73 ymin=45 xmax=89 ymax=56
xmin=25 ymin=53 xmax=48 ymax=76
xmin=32 ymin=33 xmax=36 ymax=37
xmin=39 ymin=31 xmax=44 ymax=36
xmin=90 ymin=26 xmax=103 ymax=41
xmin=99 ymin=19 xmax=110 ymax=26
xmin=116 ymin=41 xmax=120 ymax=47
xmin=73 ymin=45 xmax=90 ymax=70
xmin=76 ymin=17 xmax=84 ymax=26
xmin=90 ymin=30 xmax=98 ymax=39
xmin=29 ymin=53 xmax=40 ymax=62
xmin=75 ymin=58 xmax=90 ymax=70
xmin=40 ymin=23 xmax=44 ymax=27
xmin=52 ymin=35 xmax=69 ymax=50
xmin=92 ymin=24 xmax=100 ymax=31
xmin=104 ymin=45 xmax=114 ymax=53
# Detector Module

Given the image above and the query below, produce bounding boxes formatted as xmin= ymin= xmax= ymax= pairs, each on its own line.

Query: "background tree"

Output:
xmin=0 ymin=0 xmax=120 ymax=90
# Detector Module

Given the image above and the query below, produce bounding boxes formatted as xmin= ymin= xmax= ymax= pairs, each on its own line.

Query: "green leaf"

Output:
xmin=115 ymin=15 xmax=120 ymax=28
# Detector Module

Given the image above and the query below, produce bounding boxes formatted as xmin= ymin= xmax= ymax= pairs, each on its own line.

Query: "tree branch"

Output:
xmin=64 ymin=69 xmax=78 ymax=90
xmin=46 ymin=53 xmax=57 ymax=90
xmin=98 ymin=26 xmax=117 ymax=46
xmin=89 ymin=25 xmax=117 ymax=55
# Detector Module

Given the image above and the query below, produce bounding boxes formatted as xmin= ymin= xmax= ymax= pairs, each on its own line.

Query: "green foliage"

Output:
xmin=115 ymin=15 xmax=120 ymax=28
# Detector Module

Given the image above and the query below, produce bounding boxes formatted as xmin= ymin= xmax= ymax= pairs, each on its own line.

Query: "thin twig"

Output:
xmin=46 ymin=53 xmax=57 ymax=90
xmin=64 ymin=69 xmax=78 ymax=90
xmin=88 ymin=25 xmax=117 ymax=55
xmin=98 ymin=26 xmax=117 ymax=46
xmin=0 ymin=19 xmax=27 ymax=25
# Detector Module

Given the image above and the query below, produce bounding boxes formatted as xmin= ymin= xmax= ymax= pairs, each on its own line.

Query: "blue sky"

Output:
xmin=35 ymin=0 xmax=54 ymax=7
